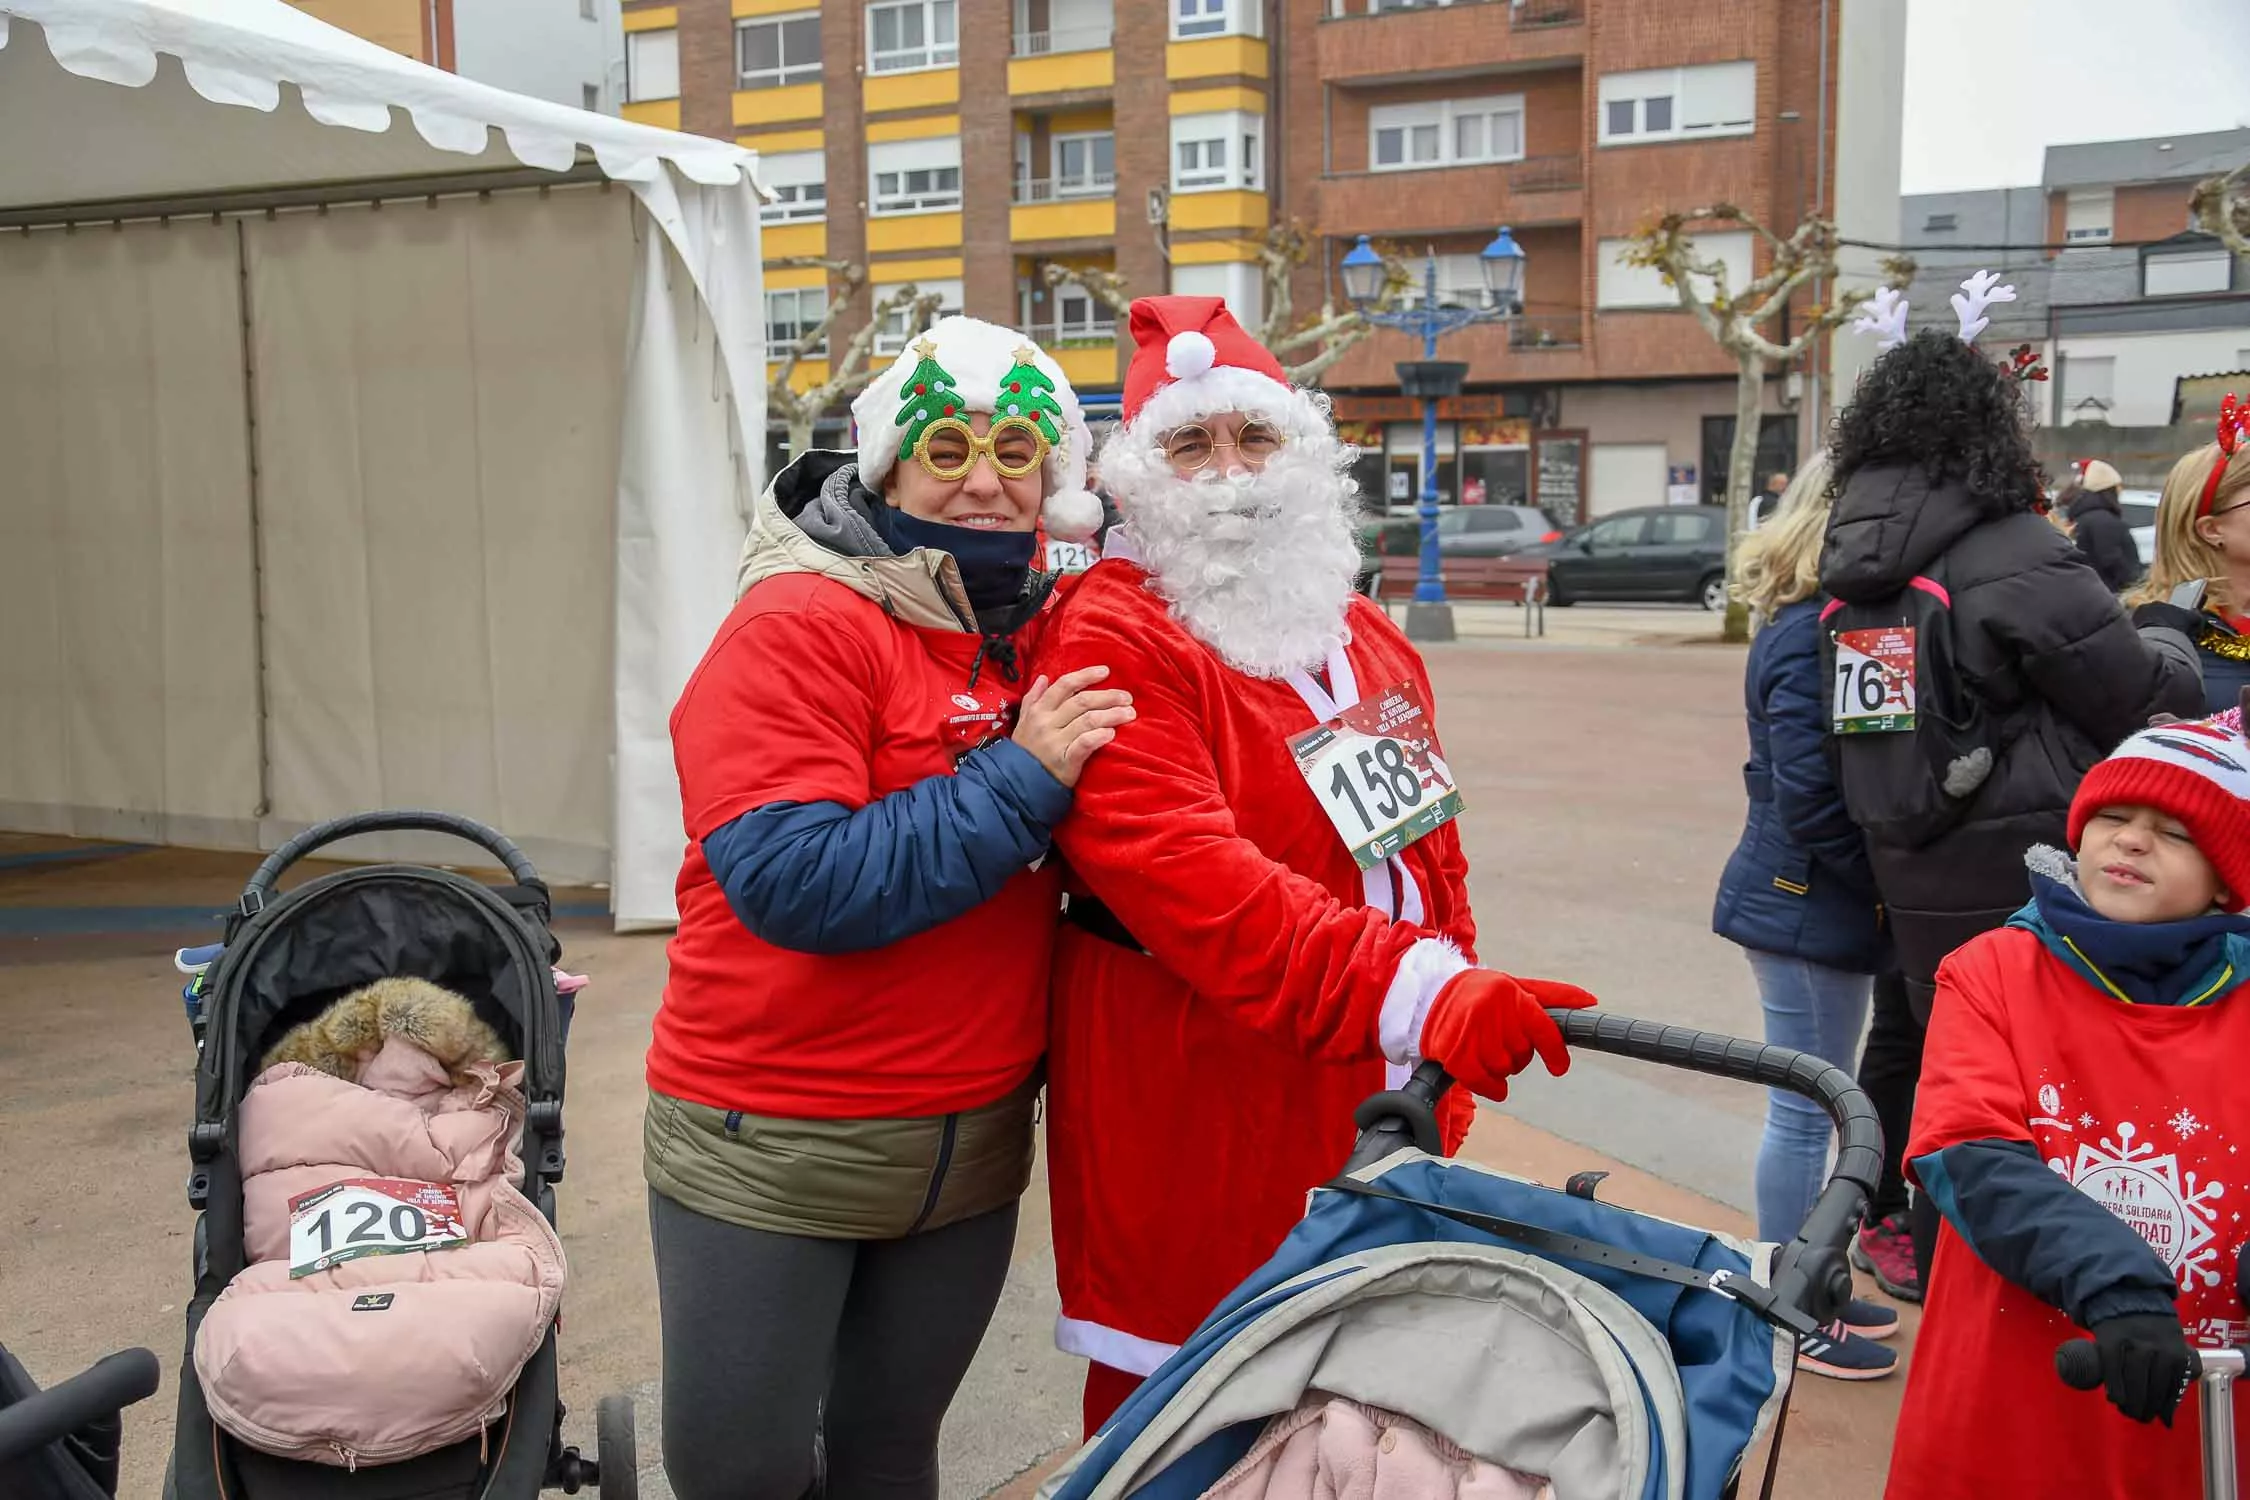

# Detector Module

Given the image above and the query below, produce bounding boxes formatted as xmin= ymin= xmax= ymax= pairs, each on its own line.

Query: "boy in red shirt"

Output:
xmin=1888 ymin=707 xmax=2250 ymax=1497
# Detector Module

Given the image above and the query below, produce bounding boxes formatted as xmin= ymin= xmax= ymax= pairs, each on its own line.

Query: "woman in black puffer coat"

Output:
xmin=1819 ymin=331 xmax=2203 ymax=1283
xmin=1822 ymin=332 xmax=2203 ymax=1004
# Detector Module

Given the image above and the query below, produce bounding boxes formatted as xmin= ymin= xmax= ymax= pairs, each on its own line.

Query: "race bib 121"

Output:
xmin=1289 ymin=681 xmax=1465 ymax=870
xmin=288 ymin=1178 xmax=469 ymax=1279
xmin=1831 ymin=626 xmax=1917 ymax=734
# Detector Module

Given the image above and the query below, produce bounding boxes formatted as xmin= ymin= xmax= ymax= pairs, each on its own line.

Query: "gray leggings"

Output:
xmin=648 ymin=1189 xmax=1019 ymax=1500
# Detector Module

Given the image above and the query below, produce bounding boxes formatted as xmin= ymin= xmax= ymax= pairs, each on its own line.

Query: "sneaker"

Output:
xmin=1851 ymin=1213 xmax=1923 ymax=1304
xmin=1796 ymin=1320 xmax=1898 ymax=1381
xmin=1841 ymin=1296 xmax=1898 ymax=1341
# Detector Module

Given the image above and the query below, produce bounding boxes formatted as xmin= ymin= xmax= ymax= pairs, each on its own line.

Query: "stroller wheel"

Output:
xmin=596 ymin=1394 xmax=637 ymax=1500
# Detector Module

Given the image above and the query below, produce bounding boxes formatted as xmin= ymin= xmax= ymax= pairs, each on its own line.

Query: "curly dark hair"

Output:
xmin=1829 ymin=329 xmax=2047 ymax=515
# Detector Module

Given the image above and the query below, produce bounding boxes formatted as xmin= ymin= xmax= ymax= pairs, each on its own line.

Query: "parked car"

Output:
xmin=2120 ymin=488 xmax=2159 ymax=567
xmin=1355 ymin=506 xmax=1566 ymax=593
xmin=1517 ymin=505 xmax=1731 ymax=611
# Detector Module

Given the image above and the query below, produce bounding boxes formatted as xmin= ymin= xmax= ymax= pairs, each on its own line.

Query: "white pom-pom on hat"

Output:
xmin=1166 ymin=330 xmax=1217 ymax=380
xmin=1043 ymin=487 xmax=1105 ymax=543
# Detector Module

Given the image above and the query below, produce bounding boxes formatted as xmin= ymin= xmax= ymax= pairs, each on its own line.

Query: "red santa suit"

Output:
xmin=1034 ymin=298 xmax=1584 ymax=1427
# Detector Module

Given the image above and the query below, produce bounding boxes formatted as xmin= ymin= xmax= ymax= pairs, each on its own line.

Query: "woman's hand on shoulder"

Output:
xmin=1013 ymin=667 xmax=1136 ymax=788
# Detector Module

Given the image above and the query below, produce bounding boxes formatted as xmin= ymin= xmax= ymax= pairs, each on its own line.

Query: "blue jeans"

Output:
xmin=1744 ymin=949 xmax=1873 ymax=1244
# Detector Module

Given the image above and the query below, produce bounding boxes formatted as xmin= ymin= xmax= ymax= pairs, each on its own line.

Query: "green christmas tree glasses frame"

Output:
xmin=911 ymin=415 xmax=1051 ymax=482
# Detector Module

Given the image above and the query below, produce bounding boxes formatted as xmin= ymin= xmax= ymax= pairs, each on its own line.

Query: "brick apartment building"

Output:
xmin=618 ymin=0 xmax=1902 ymax=517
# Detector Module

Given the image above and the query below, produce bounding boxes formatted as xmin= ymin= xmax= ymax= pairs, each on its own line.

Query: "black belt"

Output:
xmin=1062 ymin=894 xmax=1147 ymax=954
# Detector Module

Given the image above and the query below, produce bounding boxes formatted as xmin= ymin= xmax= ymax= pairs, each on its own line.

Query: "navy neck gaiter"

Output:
xmin=875 ymin=506 xmax=1038 ymax=615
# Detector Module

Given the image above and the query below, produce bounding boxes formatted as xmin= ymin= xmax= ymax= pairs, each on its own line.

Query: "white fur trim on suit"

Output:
xmin=1055 ymin=1314 xmax=1181 ymax=1377
xmin=1125 ymin=365 xmax=1319 ymax=444
xmin=1379 ymin=936 xmax=1470 ymax=1066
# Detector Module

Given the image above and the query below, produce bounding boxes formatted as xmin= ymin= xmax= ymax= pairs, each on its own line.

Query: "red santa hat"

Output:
xmin=1118 ymin=295 xmax=1320 ymax=441
xmin=2068 ymin=707 xmax=2250 ymax=910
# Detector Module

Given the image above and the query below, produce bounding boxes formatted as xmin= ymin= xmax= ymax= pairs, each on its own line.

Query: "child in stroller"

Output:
xmin=163 ymin=811 xmax=635 ymax=1500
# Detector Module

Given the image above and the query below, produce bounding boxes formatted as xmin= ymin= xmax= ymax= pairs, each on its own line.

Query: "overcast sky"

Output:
xmin=1900 ymin=0 xmax=2250 ymax=194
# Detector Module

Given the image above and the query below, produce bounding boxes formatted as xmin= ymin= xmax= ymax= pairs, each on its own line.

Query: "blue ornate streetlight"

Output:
xmin=1340 ymin=227 xmax=1525 ymax=642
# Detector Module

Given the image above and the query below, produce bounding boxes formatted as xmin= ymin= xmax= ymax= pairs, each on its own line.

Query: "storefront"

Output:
xmin=1333 ymin=393 xmax=1583 ymax=525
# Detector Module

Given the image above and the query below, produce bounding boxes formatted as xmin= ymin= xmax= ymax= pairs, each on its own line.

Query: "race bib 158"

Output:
xmin=1831 ymin=627 xmax=1917 ymax=735
xmin=288 ymin=1178 xmax=469 ymax=1279
xmin=1289 ymin=681 xmax=1465 ymax=869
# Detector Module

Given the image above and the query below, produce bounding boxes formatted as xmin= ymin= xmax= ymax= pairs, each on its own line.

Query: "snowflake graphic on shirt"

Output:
xmin=2049 ymin=1120 xmax=2228 ymax=1290
xmin=2173 ymin=1109 xmax=2206 ymax=1140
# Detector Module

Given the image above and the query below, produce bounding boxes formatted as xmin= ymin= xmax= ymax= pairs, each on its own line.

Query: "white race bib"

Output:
xmin=1047 ymin=540 xmax=1099 ymax=576
xmin=288 ymin=1178 xmax=469 ymax=1279
xmin=1831 ymin=626 xmax=1917 ymax=734
xmin=1289 ymin=681 xmax=1465 ymax=870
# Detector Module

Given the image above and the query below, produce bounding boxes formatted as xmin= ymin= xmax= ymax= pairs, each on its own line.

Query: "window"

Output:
xmin=869 ymin=137 xmax=963 ymax=214
xmin=580 ymin=0 xmax=595 ymax=19
xmin=1174 ymin=0 xmax=1258 ymax=39
xmin=2065 ymin=189 xmax=2114 ymax=244
xmin=1585 ymin=514 xmax=1647 ymax=548
xmin=1399 ymin=252 xmax=1500 ymax=309
xmin=1053 ymin=132 xmax=1116 ymax=196
xmin=1370 ymin=96 xmax=1523 ymax=172
xmin=2061 ymin=355 xmax=2116 ymax=421
xmin=2144 ymin=249 xmax=2231 ymax=297
xmin=874 ymin=279 xmax=963 ymax=354
xmin=758 ymin=151 xmax=827 ymax=223
xmin=869 ymin=0 xmax=956 ymax=73
xmin=1596 ymin=231 xmax=1754 ymax=309
xmin=1648 ymin=511 xmax=1717 ymax=545
xmin=1923 ymin=212 xmax=1957 ymax=232
xmin=1597 ymin=62 xmax=1754 ymax=145
xmin=1171 ymin=261 xmax=1263 ymax=334
xmin=765 ymin=287 xmax=829 ymax=354
xmin=739 ymin=12 xmax=822 ymax=89
xmin=582 ymin=83 xmax=600 ymax=111
xmin=625 ymin=29 xmax=679 ymax=102
xmin=1053 ymin=281 xmax=1114 ymax=341
xmin=1172 ymin=111 xmax=1263 ymax=192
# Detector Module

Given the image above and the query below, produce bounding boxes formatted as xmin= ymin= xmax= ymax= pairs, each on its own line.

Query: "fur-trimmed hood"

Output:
xmin=263 ymin=976 xmax=507 ymax=1085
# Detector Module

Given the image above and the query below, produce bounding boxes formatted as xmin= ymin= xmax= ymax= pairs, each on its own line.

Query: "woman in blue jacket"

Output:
xmin=1713 ymin=456 xmax=1899 ymax=1380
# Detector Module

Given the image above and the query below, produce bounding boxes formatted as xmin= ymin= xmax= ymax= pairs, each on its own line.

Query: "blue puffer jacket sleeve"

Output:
xmin=1761 ymin=605 xmax=1877 ymax=897
xmin=701 ymin=738 xmax=1072 ymax=956
xmin=1915 ymin=1138 xmax=2179 ymax=1326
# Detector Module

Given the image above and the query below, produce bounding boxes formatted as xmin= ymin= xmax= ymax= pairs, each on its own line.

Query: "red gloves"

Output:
xmin=1418 ymin=969 xmax=1597 ymax=1102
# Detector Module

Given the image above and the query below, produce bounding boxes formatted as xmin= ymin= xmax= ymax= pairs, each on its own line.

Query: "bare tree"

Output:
xmin=767 ymin=257 xmax=944 ymax=460
xmin=1620 ymin=206 xmax=1914 ymax=643
xmin=1038 ymin=221 xmax=1409 ymax=387
xmin=2192 ymin=160 xmax=2250 ymax=261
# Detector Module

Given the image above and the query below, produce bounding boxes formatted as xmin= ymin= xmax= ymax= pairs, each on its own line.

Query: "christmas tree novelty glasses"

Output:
xmin=913 ymin=415 xmax=1051 ymax=482
xmin=1162 ymin=420 xmax=1286 ymax=473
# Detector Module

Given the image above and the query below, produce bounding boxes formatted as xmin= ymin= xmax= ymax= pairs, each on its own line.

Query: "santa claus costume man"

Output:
xmin=1037 ymin=296 xmax=1599 ymax=1434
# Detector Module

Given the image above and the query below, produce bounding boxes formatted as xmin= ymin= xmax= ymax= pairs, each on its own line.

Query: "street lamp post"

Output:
xmin=1340 ymin=227 xmax=1525 ymax=643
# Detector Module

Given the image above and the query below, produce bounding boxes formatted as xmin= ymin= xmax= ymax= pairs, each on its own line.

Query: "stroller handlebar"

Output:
xmin=1345 ymin=1008 xmax=1881 ymax=1331
xmin=0 ymin=1348 xmax=160 ymax=1465
xmin=241 ymin=810 xmax=543 ymax=912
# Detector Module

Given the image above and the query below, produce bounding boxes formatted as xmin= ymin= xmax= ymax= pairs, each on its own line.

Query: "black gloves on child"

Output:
xmin=2088 ymin=1312 xmax=2196 ymax=1425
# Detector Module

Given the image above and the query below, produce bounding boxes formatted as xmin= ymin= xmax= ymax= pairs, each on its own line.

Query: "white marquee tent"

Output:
xmin=0 ymin=0 xmax=768 ymax=927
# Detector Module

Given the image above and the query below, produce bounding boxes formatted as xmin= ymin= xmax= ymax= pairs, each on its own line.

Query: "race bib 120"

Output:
xmin=1289 ymin=681 xmax=1465 ymax=870
xmin=288 ymin=1178 xmax=469 ymax=1279
xmin=1831 ymin=626 xmax=1917 ymax=734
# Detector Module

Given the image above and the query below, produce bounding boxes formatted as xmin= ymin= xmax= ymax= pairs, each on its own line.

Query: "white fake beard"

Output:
xmin=1108 ymin=435 xmax=1364 ymax=679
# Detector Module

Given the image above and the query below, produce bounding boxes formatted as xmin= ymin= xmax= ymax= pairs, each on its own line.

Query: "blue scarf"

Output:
xmin=2008 ymin=873 xmax=2250 ymax=1007
xmin=874 ymin=507 xmax=1039 ymax=616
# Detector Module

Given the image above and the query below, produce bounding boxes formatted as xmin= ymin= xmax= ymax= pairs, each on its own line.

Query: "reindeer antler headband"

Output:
xmin=2198 ymin=393 xmax=2250 ymax=517
xmin=1851 ymin=270 xmax=2049 ymax=385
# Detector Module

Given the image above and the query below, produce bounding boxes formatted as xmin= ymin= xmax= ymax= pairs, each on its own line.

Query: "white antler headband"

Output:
xmin=1949 ymin=270 xmax=2016 ymax=344
xmin=1851 ymin=287 xmax=1910 ymax=350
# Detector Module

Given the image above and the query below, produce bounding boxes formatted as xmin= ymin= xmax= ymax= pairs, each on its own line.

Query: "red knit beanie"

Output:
xmin=2067 ymin=708 xmax=2250 ymax=911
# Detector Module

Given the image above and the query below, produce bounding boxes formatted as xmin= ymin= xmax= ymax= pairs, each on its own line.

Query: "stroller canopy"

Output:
xmin=1045 ymin=1152 xmax=1792 ymax=1500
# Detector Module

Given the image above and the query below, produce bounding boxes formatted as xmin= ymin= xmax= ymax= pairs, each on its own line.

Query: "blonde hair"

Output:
xmin=1735 ymin=453 xmax=1834 ymax=618
xmin=2128 ymin=442 xmax=2250 ymax=612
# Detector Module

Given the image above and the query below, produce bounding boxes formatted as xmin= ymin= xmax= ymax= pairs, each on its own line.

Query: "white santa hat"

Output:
xmin=1110 ymin=295 xmax=1332 ymax=447
xmin=851 ymin=315 xmax=1103 ymax=541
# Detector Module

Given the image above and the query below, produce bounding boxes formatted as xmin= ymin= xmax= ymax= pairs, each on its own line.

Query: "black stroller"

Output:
xmin=166 ymin=811 xmax=634 ymax=1500
xmin=0 ymin=1345 xmax=160 ymax=1500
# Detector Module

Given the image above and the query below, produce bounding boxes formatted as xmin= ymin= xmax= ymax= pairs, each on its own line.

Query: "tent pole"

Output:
xmin=235 ymin=219 xmax=275 ymax=822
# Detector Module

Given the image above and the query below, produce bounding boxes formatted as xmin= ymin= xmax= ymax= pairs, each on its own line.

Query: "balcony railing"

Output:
xmin=1040 ymin=320 xmax=1118 ymax=348
xmin=1012 ymin=24 xmax=1114 ymax=57
xmin=1509 ymin=153 xmax=1582 ymax=193
xmin=1014 ymin=173 xmax=1116 ymax=204
xmin=1334 ymin=0 xmax=1583 ymax=21
xmin=1509 ymin=314 xmax=1582 ymax=350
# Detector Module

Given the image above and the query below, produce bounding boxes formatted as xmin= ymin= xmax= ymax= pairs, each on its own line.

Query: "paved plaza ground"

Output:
xmin=0 ymin=605 xmax=1911 ymax=1498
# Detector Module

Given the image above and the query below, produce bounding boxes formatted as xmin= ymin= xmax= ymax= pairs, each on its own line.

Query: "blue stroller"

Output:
xmin=1041 ymin=1012 xmax=1882 ymax=1500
